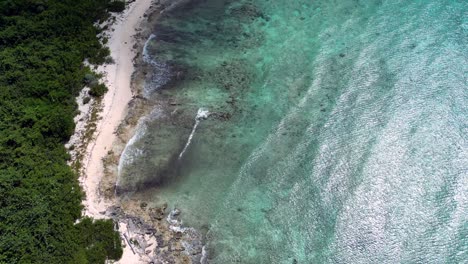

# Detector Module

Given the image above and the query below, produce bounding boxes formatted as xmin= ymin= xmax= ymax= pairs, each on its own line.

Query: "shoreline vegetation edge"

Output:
xmin=68 ymin=0 xmax=205 ymax=263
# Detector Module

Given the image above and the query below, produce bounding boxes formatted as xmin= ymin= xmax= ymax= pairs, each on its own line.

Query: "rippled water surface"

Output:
xmin=119 ymin=0 xmax=468 ymax=262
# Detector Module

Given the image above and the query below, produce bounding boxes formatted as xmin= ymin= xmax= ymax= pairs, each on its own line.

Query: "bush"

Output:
xmin=104 ymin=55 xmax=115 ymax=64
xmin=89 ymin=47 xmax=111 ymax=65
xmin=0 ymin=1 xmax=123 ymax=262
xmin=76 ymin=218 xmax=123 ymax=263
xmin=89 ymin=83 xmax=108 ymax=97
xmin=108 ymin=1 xmax=126 ymax=13
xmin=84 ymin=73 xmax=98 ymax=86
xmin=83 ymin=96 xmax=91 ymax=104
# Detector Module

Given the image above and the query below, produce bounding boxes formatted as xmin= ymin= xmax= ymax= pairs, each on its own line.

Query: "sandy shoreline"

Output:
xmin=66 ymin=0 xmax=205 ymax=263
xmin=69 ymin=0 xmax=154 ymax=263
xmin=81 ymin=0 xmax=153 ymax=219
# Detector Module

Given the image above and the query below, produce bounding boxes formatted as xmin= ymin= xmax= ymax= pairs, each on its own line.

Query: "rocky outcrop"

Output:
xmin=106 ymin=204 xmax=204 ymax=263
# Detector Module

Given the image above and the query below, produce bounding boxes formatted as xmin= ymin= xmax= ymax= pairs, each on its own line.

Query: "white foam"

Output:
xmin=166 ymin=208 xmax=190 ymax=232
xmin=200 ymin=246 xmax=208 ymax=264
xmin=178 ymin=108 xmax=209 ymax=159
xmin=142 ymin=34 xmax=173 ymax=97
xmin=117 ymin=124 xmax=147 ymax=179
xmin=116 ymin=108 xmax=164 ymax=188
xmin=142 ymin=34 xmax=157 ymax=65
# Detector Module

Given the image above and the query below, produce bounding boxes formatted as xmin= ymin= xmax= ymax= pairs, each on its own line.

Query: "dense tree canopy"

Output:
xmin=0 ymin=0 xmax=125 ymax=263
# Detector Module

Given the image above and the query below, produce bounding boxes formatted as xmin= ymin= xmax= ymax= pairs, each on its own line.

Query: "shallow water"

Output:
xmin=119 ymin=0 xmax=468 ymax=263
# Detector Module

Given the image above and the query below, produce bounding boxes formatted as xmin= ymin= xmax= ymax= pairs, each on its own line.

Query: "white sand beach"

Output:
xmin=78 ymin=0 xmax=153 ymax=262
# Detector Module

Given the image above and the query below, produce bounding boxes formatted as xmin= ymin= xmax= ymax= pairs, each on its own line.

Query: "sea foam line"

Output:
xmin=142 ymin=34 xmax=157 ymax=65
xmin=142 ymin=34 xmax=173 ymax=97
xmin=178 ymin=108 xmax=209 ymax=159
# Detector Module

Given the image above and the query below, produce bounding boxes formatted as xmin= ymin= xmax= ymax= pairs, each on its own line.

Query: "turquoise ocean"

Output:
xmin=118 ymin=0 xmax=468 ymax=263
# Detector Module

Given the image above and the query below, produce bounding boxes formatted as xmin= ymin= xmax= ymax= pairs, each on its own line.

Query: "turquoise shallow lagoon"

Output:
xmin=118 ymin=0 xmax=467 ymax=263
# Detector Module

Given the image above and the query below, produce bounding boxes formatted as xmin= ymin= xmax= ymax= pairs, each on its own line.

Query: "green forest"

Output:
xmin=0 ymin=0 xmax=126 ymax=263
